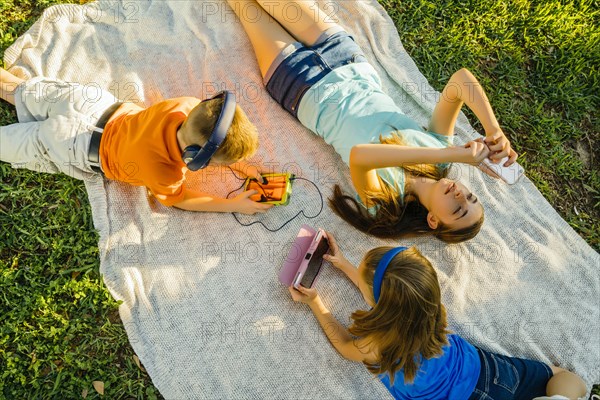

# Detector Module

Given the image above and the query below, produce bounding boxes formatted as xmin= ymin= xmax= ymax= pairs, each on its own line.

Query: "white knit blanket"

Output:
xmin=5 ymin=1 xmax=599 ymax=397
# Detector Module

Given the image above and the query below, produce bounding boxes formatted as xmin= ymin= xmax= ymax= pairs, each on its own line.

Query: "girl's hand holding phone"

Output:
xmin=289 ymin=285 xmax=319 ymax=305
xmin=322 ymin=231 xmax=351 ymax=270
xmin=322 ymin=231 xmax=360 ymax=287
xmin=452 ymin=140 xmax=490 ymax=164
xmin=484 ymin=128 xmax=518 ymax=166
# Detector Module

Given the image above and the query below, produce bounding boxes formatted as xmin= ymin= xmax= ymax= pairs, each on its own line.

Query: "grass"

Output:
xmin=1 ymin=0 xmax=598 ymax=398
xmin=381 ymin=0 xmax=599 ymax=250
xmin=1 ymin=2 xmax=160 ymax=399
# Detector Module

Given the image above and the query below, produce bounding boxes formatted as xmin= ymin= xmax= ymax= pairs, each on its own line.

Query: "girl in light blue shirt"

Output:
xmin=227 ymin=0 xmax=518 ymax=243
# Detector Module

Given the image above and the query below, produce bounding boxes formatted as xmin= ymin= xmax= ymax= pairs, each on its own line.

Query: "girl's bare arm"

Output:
xmin=349 ymin=143 xmax=489 ymax=204
xmin=429 ymin=68 xmax=517 ymax=164
xmin=306 ymin=296 xmax=377 ymax=363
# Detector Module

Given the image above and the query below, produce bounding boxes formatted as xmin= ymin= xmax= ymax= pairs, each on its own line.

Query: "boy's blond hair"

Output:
xmin=183 ymin=98 xmax=258 ymax=163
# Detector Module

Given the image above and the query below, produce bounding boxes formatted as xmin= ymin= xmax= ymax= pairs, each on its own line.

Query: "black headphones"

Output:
xmin=182 ymin=91 xmax=236 ymax=171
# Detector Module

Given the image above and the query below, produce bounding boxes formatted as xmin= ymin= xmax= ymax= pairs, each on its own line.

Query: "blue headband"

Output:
xmin=373 ymin=247 xmax=408 ymax=303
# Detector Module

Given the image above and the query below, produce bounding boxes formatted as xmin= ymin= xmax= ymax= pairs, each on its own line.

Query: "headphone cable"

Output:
xmin=226 ymin=167 xmax=323 ymax=232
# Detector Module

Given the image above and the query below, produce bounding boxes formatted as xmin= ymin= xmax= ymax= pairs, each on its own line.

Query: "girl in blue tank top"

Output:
xmin=228 ymin=0 xmax=520 ymax=243
xmin=288 ymin=232 xmax=587 ymax=399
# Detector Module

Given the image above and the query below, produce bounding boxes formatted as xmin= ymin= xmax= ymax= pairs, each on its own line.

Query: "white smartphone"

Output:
xmin=481 ymin=156 xmax=524 ymax=185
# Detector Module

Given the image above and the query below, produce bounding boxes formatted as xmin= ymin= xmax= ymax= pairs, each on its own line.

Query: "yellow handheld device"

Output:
xmin=243 ymin=173 xmax=295 ymax=206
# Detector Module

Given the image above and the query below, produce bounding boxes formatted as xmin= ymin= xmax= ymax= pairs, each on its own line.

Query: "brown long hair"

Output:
xmin=329 ymin=132 xmax=483 ymax=243
xmin=349 ymin=246 xmax=449 ymax=384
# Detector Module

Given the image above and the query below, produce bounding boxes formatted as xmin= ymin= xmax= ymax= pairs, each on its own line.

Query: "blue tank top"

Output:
xmin=379 ymin=334 xmax=480 ymax=399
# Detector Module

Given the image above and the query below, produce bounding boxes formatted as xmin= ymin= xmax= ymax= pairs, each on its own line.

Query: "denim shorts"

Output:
xmin=264 ymin=29 xmax=368 ymax=118
xmin=469 ymin=347 xmax=553 ymax=400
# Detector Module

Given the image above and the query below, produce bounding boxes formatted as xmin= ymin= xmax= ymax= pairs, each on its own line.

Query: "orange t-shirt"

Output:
xmin=100 ymin=97 xmax=201 ymax=206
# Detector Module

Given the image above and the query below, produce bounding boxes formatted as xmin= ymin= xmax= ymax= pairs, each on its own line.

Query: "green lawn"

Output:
xmin=1 ymin=0 xmax=598 ymax=398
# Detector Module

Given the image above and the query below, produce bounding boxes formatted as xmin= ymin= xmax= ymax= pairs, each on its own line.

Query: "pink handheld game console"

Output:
xmin=279 ymin=225 xmax=330 ymax=289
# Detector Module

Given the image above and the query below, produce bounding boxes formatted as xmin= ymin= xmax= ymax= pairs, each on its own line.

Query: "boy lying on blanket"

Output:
xmin=0 ymin=68 xmax=272 ymax=214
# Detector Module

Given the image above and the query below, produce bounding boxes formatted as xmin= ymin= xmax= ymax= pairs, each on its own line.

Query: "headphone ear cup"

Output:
xmin=186 ymin=91 xmax=235 ymax=170
xmin=182 ymin=145 xmax=202 ymax=164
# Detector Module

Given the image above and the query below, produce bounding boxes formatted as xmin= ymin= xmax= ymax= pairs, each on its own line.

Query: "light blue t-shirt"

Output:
xmin=297 ymin=63 xmax=453 ymax=212
xmin=379 ymin=334 xmax=481 ymax=400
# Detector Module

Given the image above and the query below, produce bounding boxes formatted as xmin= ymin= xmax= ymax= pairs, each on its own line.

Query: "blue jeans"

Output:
xmin=264 ymin=29 xmax=368 ymax=118
xmin=469 ymin=347 xmax=553 ymax=400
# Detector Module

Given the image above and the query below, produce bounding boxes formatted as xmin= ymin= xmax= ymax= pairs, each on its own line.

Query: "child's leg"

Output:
xmin=227 ymin=0 xmax=297 ymax=79
xmin=255 ymin=0 xmax=342 ymax=46
xmin=546 ymin=366 xmax=587 ymax=399
xmin=0 ymin=68 xmax=25 ymax=105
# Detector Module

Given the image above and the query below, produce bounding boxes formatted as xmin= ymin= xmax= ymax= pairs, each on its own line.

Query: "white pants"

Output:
xmin=0 ymin=77 xmax=118 ymax=180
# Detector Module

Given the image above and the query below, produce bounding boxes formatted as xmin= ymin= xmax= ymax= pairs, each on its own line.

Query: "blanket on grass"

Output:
xmin=5 ymin=0 xmax=599 ymax=397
